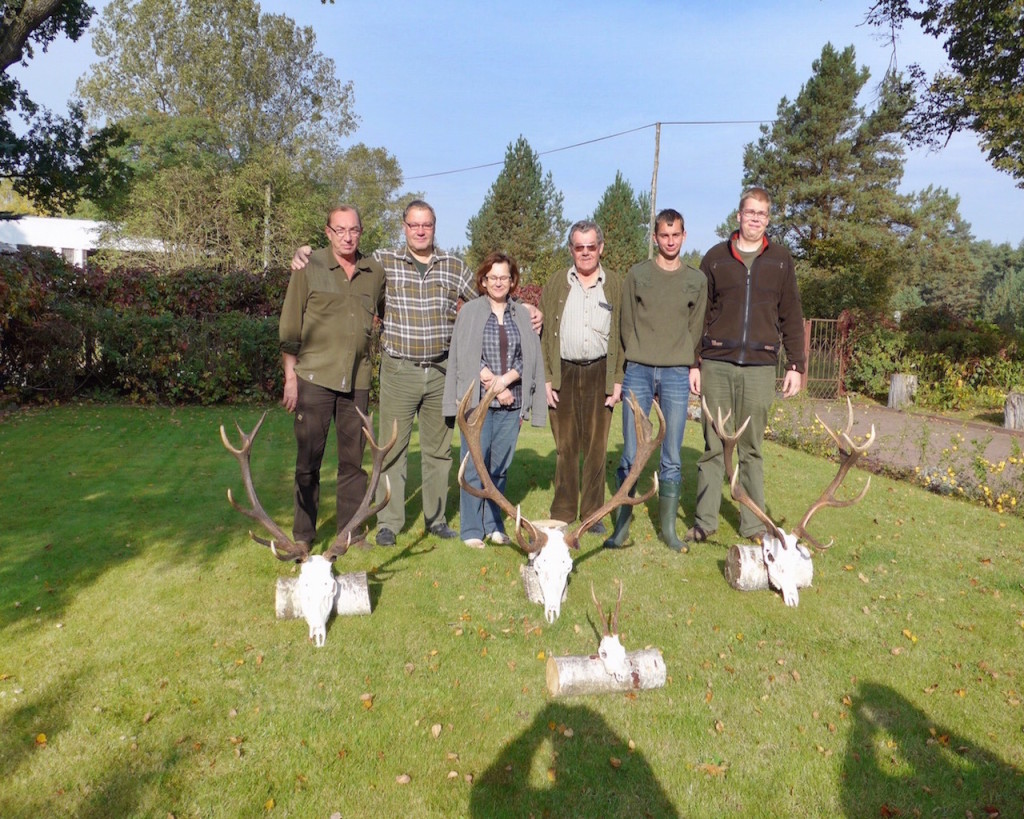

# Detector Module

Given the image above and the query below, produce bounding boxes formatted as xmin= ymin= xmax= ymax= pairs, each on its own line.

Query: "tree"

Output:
xmin=465 ymin=136 xmax=569 ymax=285
xmin=739 ymin=43 xmax=916 ymax=316
xmin=867 ymin=0 xmax=1024 ymax=185
xmin=591 ymin=171 xmax=650 ymax=276
xmin=0 ymin=0 xmax=126 ymax=213
xmin=897 ymin=186 xmax=980 ymax=319
xmin=76 ymin=0 xmax=408 ymax=270
xmin=76 ymin=0 xmax=356 ymax=161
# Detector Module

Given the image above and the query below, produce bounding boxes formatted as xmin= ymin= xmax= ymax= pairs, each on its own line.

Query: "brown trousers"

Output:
xmin=548 ymin=358 xmax=613 ymax=523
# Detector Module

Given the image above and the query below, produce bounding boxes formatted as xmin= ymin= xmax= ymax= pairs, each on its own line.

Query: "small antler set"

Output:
xmin=702 ymin=396 xmax=876 ymax=606
xmin=220 ymin=409 xmax=397 ymax=562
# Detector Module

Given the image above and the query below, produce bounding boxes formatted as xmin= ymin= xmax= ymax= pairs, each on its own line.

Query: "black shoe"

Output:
xmin=587 ymin=520 xmax=607 ymax=536
xmin=683 ymin=525 xmax=714 ymax=543
xmin=428 ymin=522 xmax=459 ymax=540
xmin=375 ymin=527 xmax=397 ymax=546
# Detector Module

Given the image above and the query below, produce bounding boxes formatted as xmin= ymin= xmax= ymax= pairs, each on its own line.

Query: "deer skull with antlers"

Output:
xmin=457 ymin=383 xmax=664 ymax=622
xmin=220 ymin=409 xmax=397 ymax=646
xmin=702 ymin=396 xmax=875 ymax=607
xmin=590 ymin=579 xmax=629 ymax=682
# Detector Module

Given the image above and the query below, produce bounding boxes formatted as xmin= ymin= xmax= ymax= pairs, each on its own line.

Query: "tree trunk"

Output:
xmin=724 ymin=544 xmax=813 ymax=592
xmin=546 ymin=649 xmax=666 ymax=697
xmin=1005 ymin=392 xmax=1024 ymax=431
xmin=275 ymin=571 xmax=371 ymax=619
xmin=887 ymin=374 xmax=917 ymax=410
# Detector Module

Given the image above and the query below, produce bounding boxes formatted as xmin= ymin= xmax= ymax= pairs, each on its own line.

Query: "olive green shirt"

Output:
xmin=278 ymin=248 xmax=386 ymax=392
xmin=620 ymin=259 xmax=707 ymax=367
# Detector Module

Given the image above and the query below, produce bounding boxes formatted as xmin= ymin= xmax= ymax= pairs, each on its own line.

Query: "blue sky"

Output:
xmin=11 ymin=0 xmax=1022 ymax=256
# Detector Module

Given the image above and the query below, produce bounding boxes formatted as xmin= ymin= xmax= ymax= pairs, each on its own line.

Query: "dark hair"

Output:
xmin=655 ymin=208 xmax=684 ymax=232
xmin=475 ymin=251 xmax=520 ymax=296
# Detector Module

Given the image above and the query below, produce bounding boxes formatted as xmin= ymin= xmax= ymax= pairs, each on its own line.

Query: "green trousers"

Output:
xmin=375 ymin=353 xmax=454 ymax=533
xmin=695 ymin=360 xmax=776 ymax=538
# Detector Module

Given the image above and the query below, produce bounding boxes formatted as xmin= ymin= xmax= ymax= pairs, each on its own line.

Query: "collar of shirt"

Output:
xmin=567 ymin=265 xmax=605 ymax=287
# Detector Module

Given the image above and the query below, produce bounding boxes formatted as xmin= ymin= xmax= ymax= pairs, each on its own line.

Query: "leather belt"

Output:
xmin=564 ymin=356 xmax=606 ymax=366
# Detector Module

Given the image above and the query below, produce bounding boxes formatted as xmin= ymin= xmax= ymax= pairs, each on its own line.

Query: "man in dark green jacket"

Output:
xmin=539 ymin=220 xmax=623 ymax=531
xmin=687 ymin=187 xmax=805 ymax=544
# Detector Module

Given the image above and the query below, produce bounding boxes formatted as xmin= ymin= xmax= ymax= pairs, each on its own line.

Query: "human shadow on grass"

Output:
xmin=840 ymin=680 xmax=1023 ymax=818
xmin=469 ymin=702 xmax=679 ymax=818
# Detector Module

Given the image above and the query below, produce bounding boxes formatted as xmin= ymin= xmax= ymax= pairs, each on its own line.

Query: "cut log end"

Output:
xmin=725 ymin=544 xmax=813 ymax=593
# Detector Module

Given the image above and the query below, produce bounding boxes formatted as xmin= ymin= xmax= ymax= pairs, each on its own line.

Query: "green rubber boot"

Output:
xmin=659 ymin=480 xmax=687 ymax=553
xmin=603 ymin=470 xmax=633 ymax=549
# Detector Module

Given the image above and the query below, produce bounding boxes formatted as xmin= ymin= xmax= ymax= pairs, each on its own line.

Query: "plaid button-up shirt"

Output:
xmin=375 ymin=246 xmax=477 ymax=361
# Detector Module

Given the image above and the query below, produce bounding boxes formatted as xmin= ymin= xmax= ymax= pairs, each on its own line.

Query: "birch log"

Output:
xmin=887 ymin=373 xmax=918 ymax=410
xmin=546 ymin=649 xmax=666 ymax=697
xmin=724 ymin=544 xmax=813 ymax=593
xmin=1005 ymin=392 xmax=1024 ymax=431
xmin=275 ymin=571 xmax=371 ymax=619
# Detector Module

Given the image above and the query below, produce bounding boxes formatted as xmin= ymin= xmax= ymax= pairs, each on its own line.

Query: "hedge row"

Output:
xmin=1 ymin=250 xmax=287 ymax=405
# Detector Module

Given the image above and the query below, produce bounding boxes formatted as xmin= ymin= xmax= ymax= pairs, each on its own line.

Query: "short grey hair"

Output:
xmin=567 ymin=219 xmax=603 ymax=246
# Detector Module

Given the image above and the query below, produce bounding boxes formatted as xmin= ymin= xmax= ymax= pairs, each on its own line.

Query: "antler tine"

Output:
xmin=219 ymin=412 xmax=310 ymax=563
xmin=590 ymin=582 xmax=610 ymax=636
xmin=566 ymin=392 xmax=666 ymax=549
xmin=791 ymin=397 xmax=876 ymax=550
xmin=700 ymin=396 xmax=789 ymax=547
xmin=324 ymin=408 xmax=399 ymax=562
xmin=612 ymin=578 xmax=623 ymax=636
xmin=455 ymin=383 xmax=546 ymax=553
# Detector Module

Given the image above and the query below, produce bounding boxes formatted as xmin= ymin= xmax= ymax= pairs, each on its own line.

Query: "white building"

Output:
xmin=0 ymin=216 xmax=161 ymax=266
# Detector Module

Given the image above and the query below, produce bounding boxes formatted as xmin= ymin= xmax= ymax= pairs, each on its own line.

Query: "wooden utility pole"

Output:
xmin=647 ymin=122 xmax=660 ymax=259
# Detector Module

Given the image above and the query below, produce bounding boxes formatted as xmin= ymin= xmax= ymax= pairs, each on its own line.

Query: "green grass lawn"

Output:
xmin=1 ymin=403 xmax=1022 ymax=818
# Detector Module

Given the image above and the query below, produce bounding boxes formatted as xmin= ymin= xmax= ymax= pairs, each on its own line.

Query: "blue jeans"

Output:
xmin=618 ymin=362 xmax=690 ymax=485
xmin=458 ymin=408 xmax=521 ymax=540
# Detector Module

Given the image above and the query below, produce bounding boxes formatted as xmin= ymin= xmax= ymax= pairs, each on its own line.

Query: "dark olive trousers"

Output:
xmin=548 ymin=358 xmax=613 ymax=524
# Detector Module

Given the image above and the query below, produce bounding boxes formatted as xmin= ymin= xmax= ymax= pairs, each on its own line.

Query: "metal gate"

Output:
xmin=776 ymin=318 xmax=845 ymax=399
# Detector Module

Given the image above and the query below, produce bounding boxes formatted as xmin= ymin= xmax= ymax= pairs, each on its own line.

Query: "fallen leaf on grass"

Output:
xmin=396 ymin=774 xmax=411 ymax=784
xmin=609 ymin=757 xmax=622 ymax=769
xmin=696 ymin=761 xmax=728 ymax=777
xmin=35 ymin=733 xmax=46 ymax=747
xmin=902 ymin=628 xmax=917 ymax=643
xmin=360 ymin=693 xmax=374 ymax=709
xmin=714 ymin=720 xmax=724 ymax=733
xmin=858 ymin=573 xmax=869 ymax=584
xmin=447 ymin=770 xmax=458 ymax=779
xmin=431 ymin=724 xmax=442 ymax=739
xmin=264 ymin=798 xmax=274 ymax=811
xmin=923 ymin=683 xmax=938 ymax=694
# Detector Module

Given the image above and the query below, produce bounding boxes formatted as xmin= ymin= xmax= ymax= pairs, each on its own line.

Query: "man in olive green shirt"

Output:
xmin=605 ymin=208 xmax=706 ymax=551
xmin=279 ymin=205 xmax=385 ymax=545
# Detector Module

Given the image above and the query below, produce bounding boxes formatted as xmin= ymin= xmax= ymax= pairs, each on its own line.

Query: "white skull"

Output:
xmin=762 ymin=530 xmax=812 ymax=607
xmin=296 ymin=555 xmax=338 ymax=646
xmin=529 ymin=533 xmax=574 ymax=623
xmin=597 ymin=634 xmax=629 ymax=682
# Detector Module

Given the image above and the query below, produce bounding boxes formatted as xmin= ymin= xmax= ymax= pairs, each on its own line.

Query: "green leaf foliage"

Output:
xmin=590 ymin=170 xmax=651 ymax=277
xmin=465 ymin=135 xmax=569 ymax=285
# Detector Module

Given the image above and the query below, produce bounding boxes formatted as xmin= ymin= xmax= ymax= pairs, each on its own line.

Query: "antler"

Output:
xmin=790 ymin=398 xmax=875 ymax=550
xmin=322 ymin=408 xmax=398 ymax=562
xmin=590 ymin=579 xmax=623 ymax=636
xmin=456 ymin=382 xmax=547 ymax=553
xmin=220 ymin=412 xmax=311 ymax=563
xmin=700 ymin=396 xmax=789 ymax=547
xmin=566 ymin=391 xmax=665 ymax=549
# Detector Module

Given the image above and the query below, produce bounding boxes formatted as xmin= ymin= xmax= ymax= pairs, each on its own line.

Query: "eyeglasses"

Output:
xmin=740 ymin=209 xmax=769 ymax=220
xmin=486 ymin=275 xmax=511 ymax=283
xmin=327 ymin=225 xmax=361 ymax=237
xmin=572 ymin=243 xmax=598 ymax=253
xmin=404 ymin=221 xmax=435 ymax=231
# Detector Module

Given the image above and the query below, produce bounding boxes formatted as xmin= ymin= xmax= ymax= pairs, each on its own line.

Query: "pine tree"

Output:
xmin=465 ymin=136 xmax=569 ymax=285
xmin=740 ymin=44 xmax=915 ymax=316
xmin=591 ymin=171 xmax=650 ymax=276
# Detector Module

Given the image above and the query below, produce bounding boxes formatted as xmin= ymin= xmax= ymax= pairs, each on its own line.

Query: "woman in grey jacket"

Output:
xmin=442 ymin=251 xmax=547 ymax=548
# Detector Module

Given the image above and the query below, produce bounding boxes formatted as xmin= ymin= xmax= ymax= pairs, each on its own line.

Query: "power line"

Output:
xmin=402 ymin=120 xmax=774 ymax=181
